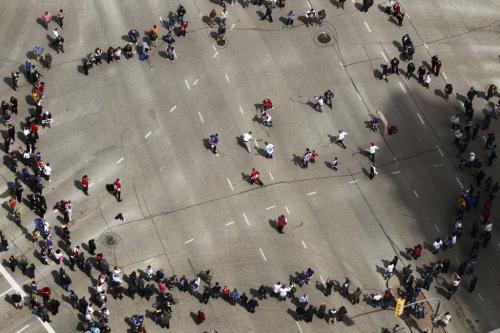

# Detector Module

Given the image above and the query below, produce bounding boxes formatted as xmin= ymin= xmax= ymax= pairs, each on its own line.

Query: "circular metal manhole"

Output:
xmin=100 ymin=232 xmax=121 ymax=248
xmin=217 ymin=39 xmax=226 ymax=46
xmin=314 ymin=30 xmax=336 ymax=47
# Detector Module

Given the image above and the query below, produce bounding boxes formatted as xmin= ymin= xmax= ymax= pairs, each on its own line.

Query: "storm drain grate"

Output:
xmin=317 ymin=31 xmax=332 ymax=44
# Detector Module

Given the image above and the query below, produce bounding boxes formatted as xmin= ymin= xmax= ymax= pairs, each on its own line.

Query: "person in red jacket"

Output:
xmin=277 ymin=215 xmax=287 ymax=233
xmin=250 ymin=168 xmax=263 ymax=186
xmin=197 ymin=310 xmax=205 ymax=324
xmin=113 ymin=178 xmax=122 ymax=202
xmin=179 ymin=20 xmax=188 ymax=37
xmin=81 ymin=175 xmax=89 ymax=195
xmin=262 ymin=98 xmax=273 ymax=111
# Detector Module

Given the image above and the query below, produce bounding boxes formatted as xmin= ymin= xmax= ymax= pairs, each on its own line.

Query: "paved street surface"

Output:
xmin=1 ymin=0 xmax=500 ymax=332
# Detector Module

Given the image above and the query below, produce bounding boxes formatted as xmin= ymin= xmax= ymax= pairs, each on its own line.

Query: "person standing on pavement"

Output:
xmin=242 ymin=131 xmax=253 ymax=153
xmin=444 ymin=83 xmax=453 ymax=100
xmin=390 ymin=57 xmax=399 ymax=74
xmin=324 ymin=89 xmax=334 ymax=109
xmin=369 ymin=164 xmax=378 ymax=180
xmin=405 ymin=61 xmax=415 ymax=79
xmin=81 ymin=175 xmax=89 ymax=195
xmin=423 ymin=72 xmax=431 ymax=88
xmin=277 ymin=215 xmax=287 ymax=233
xmin=265 ymin=142 xmax=275 ymax=159
xmin=56 ymin=9 xmax=65 ymax=28
xmin=113 ymin=178 xmax=122 ymax=202
xmin=209 ymin=133 xmax=219 ymax=154
xmin=285 ymin=10 xmax=295 ymax=27
xmin=488 ymin=145 xmax=497 ymax=166
xmin=486 ymin=84 xmax=497 ymax=101
xmin=331 ymin=157 xmax=339 ymax=171
xmin=250 ymin=168 xmax=263 ymax=186
xmin=336 ymin=130 xmax=348 ymax=148
xmin=417 ymin=64 xmax=426 ymax=82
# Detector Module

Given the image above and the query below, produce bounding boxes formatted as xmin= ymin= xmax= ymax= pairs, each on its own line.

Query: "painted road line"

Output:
xmin=306 ymin=191 xmax=317 ymax=196
xmin=213 ymin=51 xmax=219 ymax=58
xmin=391 ymin=171 xmax=401 ymax=175
xmin=424 ymin=43 xmax=429 ymax=50
xmin=193 ymin=78 xmax=199 ymax=86
xmin=482 ymin=136 xmax=487 ymax=142
xmin=243 ymin=212 xmax=250 ymax=225
xmin=170 ymin=105 xmax=177 ymax=112
xmin=116 ymin=157 xmax=124 ymax=164
xmin=296 ymin=321 xmax=304 ymax=333
xmin=0 ymin=287 xmax=13 ymax=298
xmin=433 ymin=164 xmax=443 ymax=167
xmin=185 ymin=79 xmax=191 ymax=90
xmin=259 ymin=248 xmax=267 ymax=262
xmin=15 ymin=325 xmax=30 ymax=333
xmin=301 ymin=240 xmax=307 ymax=249
xmin=225 ymin=221 xmax=235 ymax=226
xmin=364 ymin=21 xmax=372 ymax=33
xmin=394 ymin=157 xmax=399 ymax=165
xmin=456 ymin=177 xmax=464 ymax=189
xmin=266 ymin=205 xmax=276 ymax=210
xmin=269 ymin=172 xmax=274 ymax=180
xmin=239 ymin=106 xmax=244 ymax=114
xmin=145 ymin=131 xmax=152 ymax=139
xmin=184 ymin=238 xmax=194 ymax=244
xmin=442 ymin=72 xmax=448 ymax=81
xmin=399 ymin=82 xmax=406 ymax=93
xmin=230 ymin=23 xmax=235 ymax=30
xmin=434 ymin=224 xmax=440 ymax=232
xmin=413 ymin=190 xmax=420 ymax=199
xmin=319 ymin=275 xmax=326 ymax=284
xmin=212 ymin=44 xmax=217 ymax=51
xmin=225 ymin=73 xmax=230 ymax=82
xmin=349 ymin=180 xmax=358 ymax=184
xmin=227 ymin=178 xmax=234 ymax=191
xmin=198 ymin=111 xmax=205 ymax=123
xmin=285 ymin=206 xmax=290 ymax=214
xmin=478 ymin=293 xmax=484 ymax=302
xmin=306 ymin=0 xmax=312 ymax=9
xmin=380 ymin=50 xmax=388 ymax=63
xmin=436 ymin=145 xmax=444 ymax=157
xmin=417 ymin=113 xmax=425 ymax=125
xmin=145 ymin=258 xmax=155 ymax=262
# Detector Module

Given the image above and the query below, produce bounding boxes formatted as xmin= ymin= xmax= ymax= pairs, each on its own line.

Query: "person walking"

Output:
xmin=81 ymin=175 xmax=89 ymax=195
xmin=352 ymin=287 xmax=362 ymax=304
xmin=277 ymin=215 xmax=287 ymax=233
xmin=324 ymin=89 xmax=334 ymax=108
xmin=336 ymin=130 xmax=348 ymax=148
xmin=367 ymin=143 xmax=379 ymax=162
xmin=331 ymin=157 xmax=339 ymax=171
xmin=56 ymin=9 xmax=65 ymax=28
xmin=242 ymin=131 xmax=253 ymax=153
xmin=261 ymin=4 xmax=273 ymax=22
xmin=423 ymin=72 xmax=431 ymax=88
xmin=285 ymin=10 xmax=295 ymax=27
xmin=417 ymin=65 xmax=426 ymax=82
xmin=209 ymin=133 xmax=219 ymax=154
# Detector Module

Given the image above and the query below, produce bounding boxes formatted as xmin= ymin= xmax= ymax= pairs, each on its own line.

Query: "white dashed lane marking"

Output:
xmin=259 ymin=248 xmax=267 ymax=262
xmin=144 ymin=131 xmax=152 ymax=139
xmin=170 ymin=105 xmax=177 ymax=112
xmin=193 ymin=78 xmax=199 ymax=86
xmin=116 ymin=157 xmax=124 ymax=164
xmin=436 ymin=145 xmax=444 ymax=157
xmin=213 ymin=51 xmax=219 ymax=58
xmin=380 ymin=50 xmax=388 ymax=63
xmin=349 ymin=180 xmax=358 ymax=184
xmin=306 ymin=191 xmax=317 ymax=196
xmin=364 ymin=21 xmax=372 ymax=33
xmin=225 ymin=73 xmax=230 ymax=82
xmin=417 ymin=113 xmax=425 ymax=125
xmin=442 ymin=72 xmax=448 ymax=81
xmin=413 ymin=190 xmax=419 ymax=199
xmin=239 ymin=106 xmax=244 ymax=114
xmin=184 ymin=79 xmax=191 ymax=90
xmin=434 ymin=224 xmax=440 ymax=232
xmin=285 ymin=206 xmax=290 ymax=214
xmin=243 ymin=213 xmax=250 ymax=225
xmin=391 ymin=171 xmax=401 ymax=175
xmin=399 ymin=82 xmax=406 ymax=93
xmin=266 ymin=205 xmax=276 ymax=210
xmin=230 ymin=23 xmax=235 ymax=30
xmin=295 ymin=321 xmax=304 ymax=333
xmin=456 ymin=177 xmax=464 ymax=189
xmin=198 ymin=111 xmax=205 ymax=123
xmin=184 ymin=238 xmax=194 ymax=244
xmin=268 ymin=172 xmax=274 ymax=180
xmin=227 ymin=178 xmax=234 ymax=191
xmin=301 ymin=240 xmax=307 ymax=249
xmin=15 ymin=325 xmax=30 ymax=333
xmin=225 ymin=221 xmax=235 ymax=226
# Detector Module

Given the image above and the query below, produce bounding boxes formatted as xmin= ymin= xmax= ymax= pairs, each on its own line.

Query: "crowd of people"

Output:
xmin=0 ymin=1 xmax=498 ymax=332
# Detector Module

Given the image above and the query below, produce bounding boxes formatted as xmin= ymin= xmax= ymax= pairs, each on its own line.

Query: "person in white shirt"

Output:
xmin=367 ymin=143 xmax=379 ymax=162
xmin=113 ymin=47 xmax=122 ymax=61
xmin=265 ymin=142 xmax=275 ymax=159
xmin=432 ymin=238 xmax=443 ymax=253
xmin=53 ymin=28 xmax=59 ymax=39
xmin=384 ymin=263 xmax=394 ymax=279
xmin=278 ymin=285 xmax=290 ymax=301
xmin=423 ymin=71 xmax=431 ymax=88
xmin=242 ymin=131 xmax=253 ymax=153
xmin=336 ymin=130 xmax=348 ymax=148
xmin=314 ymin=95 xmax=324 ymax=112
xmin=43 ymin=163 xmax=52 ymax=182
xmin=273 ymin=282 xmax=281 ymax=297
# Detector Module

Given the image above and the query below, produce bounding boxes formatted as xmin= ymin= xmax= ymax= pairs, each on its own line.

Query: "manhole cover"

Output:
xmin=317 ymin=31 xmax=331 ymax=44
xmin=100 ymin=232 xmax=121 ymax=248
xmin=313 ymin=30 xmax=336 ymax=47
xmin=217 ymin=39 xmax=226 ymax=46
